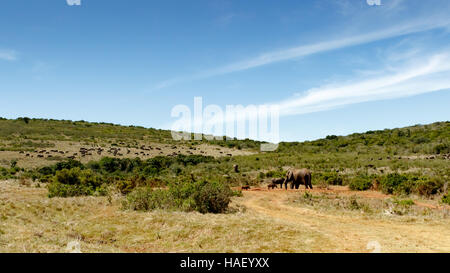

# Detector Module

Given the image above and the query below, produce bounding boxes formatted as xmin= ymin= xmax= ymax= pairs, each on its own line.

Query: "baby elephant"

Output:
xmin=267 ymin=183 xmax=277 ymax=190
xmin=271 ymin=178 xmax=285 ymax=187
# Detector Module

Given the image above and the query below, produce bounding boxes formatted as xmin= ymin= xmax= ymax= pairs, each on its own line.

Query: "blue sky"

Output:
xmin=1 ymin=0 xmax=450 ymax=142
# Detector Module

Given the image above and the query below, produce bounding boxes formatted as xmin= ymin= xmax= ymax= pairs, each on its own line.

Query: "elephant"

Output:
xmin=271 ymin=178 xmax=285 ymax=187
xmin=284 ymin=168 xmax=313 ymax=189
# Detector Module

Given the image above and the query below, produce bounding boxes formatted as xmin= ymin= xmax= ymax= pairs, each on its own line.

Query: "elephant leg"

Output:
xmin=290 ymin=182 xmax=294 ymax=189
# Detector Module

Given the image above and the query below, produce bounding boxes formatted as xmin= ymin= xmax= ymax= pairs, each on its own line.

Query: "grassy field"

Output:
xmin=1 ymin=180 xmax=448 ymax=253
xmin=0 ymin=118 xmax=449 ymax=252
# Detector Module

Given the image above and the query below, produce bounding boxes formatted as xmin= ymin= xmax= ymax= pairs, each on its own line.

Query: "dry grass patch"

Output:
xmin=0 ymin=180 xmax=322 ymax=253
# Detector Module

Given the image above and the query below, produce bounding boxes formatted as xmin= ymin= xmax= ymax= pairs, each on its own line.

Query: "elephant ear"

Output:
xmin=286 ymin=170 xmax=293 ymax=180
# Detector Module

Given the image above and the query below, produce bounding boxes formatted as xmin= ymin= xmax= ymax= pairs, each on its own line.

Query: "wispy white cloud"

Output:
xmin=0 ymin=49 xmax=18 ymax=61
xmin=155 ymin=18 xmax=450 ymax=89
xmin=276 ymin=52 xmax=450 ymax=116
xmin=165 ymin=52 xmax=450 ymax=142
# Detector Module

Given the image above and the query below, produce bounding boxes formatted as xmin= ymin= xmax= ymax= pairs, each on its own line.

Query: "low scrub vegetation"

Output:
xmin=379 ymin=173 xmax=444 ymax=196
xmin=36 ymin=156 xmax=238 ymax=215
xmin=349 ymin=175 xmax=373 ymax=191
xmin=1 ymin=118 xmax=448 ymax=210
xmin=442 ymin=192 xmax=450 ymax=205
xmin=47 ymin=168 xmax=107 ymax=197
xmin=123 ymin=179 xmax=236 ymax=213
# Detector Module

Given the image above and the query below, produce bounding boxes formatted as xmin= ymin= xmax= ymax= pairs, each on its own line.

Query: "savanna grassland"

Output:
xmin=0 ymin=117 xmax=449 ymax=253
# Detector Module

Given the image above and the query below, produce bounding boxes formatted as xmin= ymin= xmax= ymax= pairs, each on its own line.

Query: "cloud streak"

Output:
xmin=155 ymin=18 xmax=450 ymax=89
xmin=276 ymin=52 xmax=450 ymax=116
xmin=0 ymin=49 xmax=18 ymax=61
xmin=188 ymin=52 xmax=450 ymax=132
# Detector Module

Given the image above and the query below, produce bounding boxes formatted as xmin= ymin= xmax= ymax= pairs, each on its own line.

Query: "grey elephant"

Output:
xmin=284 ymin=168 xmax=313 ymax=189
xmin=271 ymin=178 xmax=285 ymax=188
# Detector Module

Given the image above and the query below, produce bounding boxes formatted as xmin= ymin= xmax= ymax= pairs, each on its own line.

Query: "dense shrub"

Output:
xmin=38 ymin=159 xmax=84 ymax=177
xmin=349 ymin=175 xmax=373 ymax=191
xmin=190 ymin=180 xmax=234 ymax=213
xmin=124 ymin=187 xmax=173 ymax=211
xmin=47 ymin=168 xmax=106 ymax=197
xmin=379 ymin=173 xmax=444 ymax=196
xmin=116 ymin=175 xmax=150 ymax=194
xmin=98 ymin=157 xmax=140 ymax=173
xmin=123 ymin=179 xmax=234 ymax=213
xmin=0 ymin=167 xmax=18 ymax=180
xmin=55 ymin=159 xmax=84 ymax=171
xmin=379 ymin=173 xmax=408 ymax=194
xmin=92 ymin=155 xmax=213 ymax=177
xmin=322 ymin=172 xmax=343 ymax=185
xmin=393 ymin=199 xmax=415 ymax=207
xmin=265 ymin=169 xmax=285 ymax=179
xmin=415 ymin=177 xmax=444 ymax=196
xmin=433 ymin=143 xmax=449 ymax=154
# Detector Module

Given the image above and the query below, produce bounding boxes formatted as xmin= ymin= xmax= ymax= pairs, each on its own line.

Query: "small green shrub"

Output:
xmin=433 ymin=143 xmax=449 ymax=154
xmin=258 ymin=172 xmax=265 ymax=179
xmin=442 ymin=192 xmax=450 ymax=205
xmin=47 ymin=168 xmax=106 ymax=197
xmin=123 ymin=179 xmax=234 ymax=213
xmin=322 ymin=172 xmax=343 ymax=186
xmin=394 ymin=199 xmax=415 ymax=207
xmin=194 ymin=180 xmax=234 ymax=213
xmin=123 ymin=187 xmax=173 ymax=211
xmin=415 ymin=177 xmax=444 ymax=196
xmin=303 ymin=191 xmax=313 ymax=200
xmin=349 ymin=175 xmax=372 ymax=191
xmin=378 ymin=174 xmax=443 ymax=196
xmin=38 ymin=159 xmax=84 ymax=178
xmin=379 ymin=173 xmax=408 ymax=194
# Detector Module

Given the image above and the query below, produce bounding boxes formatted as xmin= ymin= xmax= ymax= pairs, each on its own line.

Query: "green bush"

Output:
xmin=393 ymin=199 xmax=415 ymax=207
xmin=191 ymin=180 xmax=233 ymax=213
xmin=48 ymin=168 xmax=106 ymax=197
xmin=433 ymin=143 xmax=449 ymax=154
xmin=442 ymin=192 xmax=450 ymax=205
xmin=117 ymin=175 xmax=151 ymax=194
xmin=379 ymin=173 xmax=408 ymax=194
xmin=322 ymin=172 xmax=343 ymax=185
xmin=123 ymin=179 xmax=234 ymax=213
xmin=265 ymin=170 xmax=285 ymax=179
xmin=123 ymin=187 xmax=173 ymax=211
xmin=415 ymin=177 xmax=444 ymax=196
xmin=349 ymin=175 xmax=373 ymax=191
xmin=38 ymin=159 xmax=84 ymax=178
xmin=378 ymin=173 xmax=443 ymax=196
xmin=55 ymin=159 xmax=84 ymax=171
xmin=117 ymin=179 xmax=138 ymax=195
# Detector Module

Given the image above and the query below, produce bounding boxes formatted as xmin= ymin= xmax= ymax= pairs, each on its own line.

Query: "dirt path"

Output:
xmin=241 ymin=188 xmax=450 ymax=252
